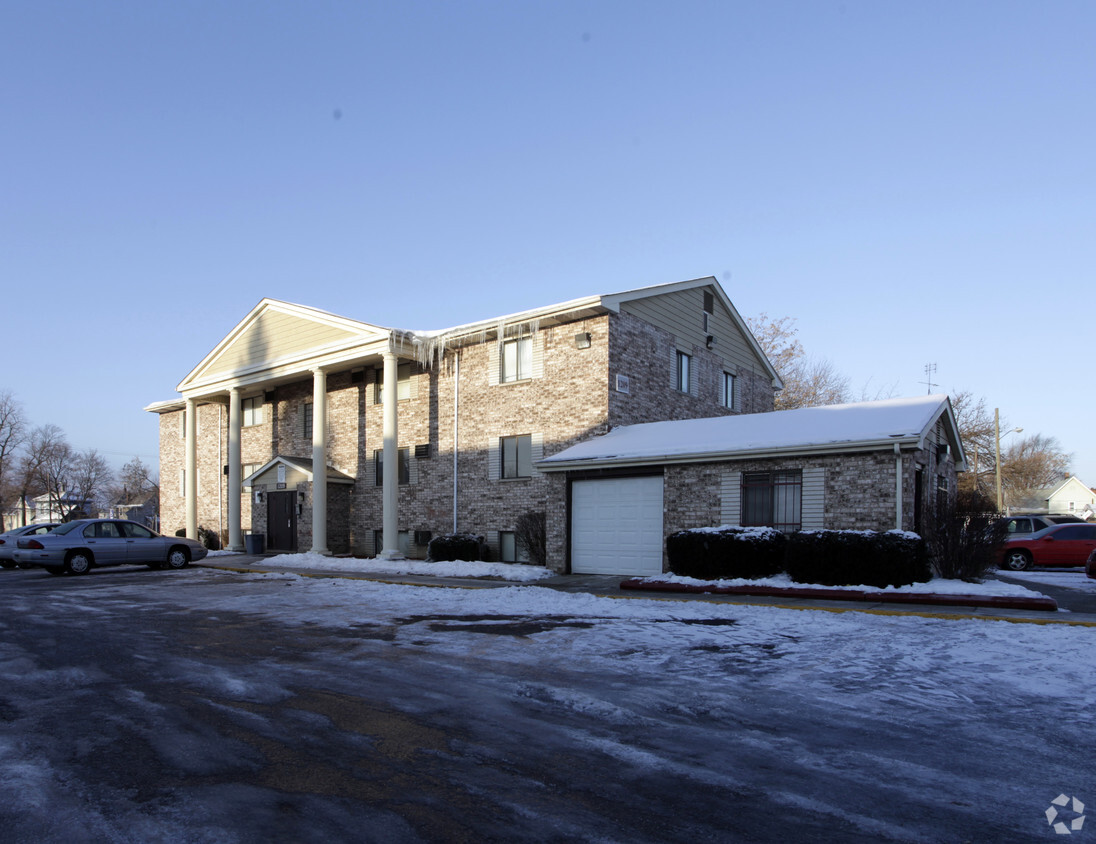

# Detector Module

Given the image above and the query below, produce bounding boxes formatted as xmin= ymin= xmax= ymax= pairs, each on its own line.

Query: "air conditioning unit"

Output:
xmin=415 ymin=443 xmax=431 ymax=459
xmin=414 ymin=530 xmax=432 ymax=546
xmin=615 ymin=374 xmax=630 ymax=394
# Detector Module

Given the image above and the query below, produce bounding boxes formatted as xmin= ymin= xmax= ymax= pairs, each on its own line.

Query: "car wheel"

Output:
xmin=1004 ymin=550 xmax=1032 ymax=572
xmin=65 ymin=551 xmax=93 ymax=575
xmin=166 ymin=547 xmax=190 ymax=570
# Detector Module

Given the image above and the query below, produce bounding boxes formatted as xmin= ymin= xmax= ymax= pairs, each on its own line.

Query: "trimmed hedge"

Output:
xmin=667 ymin=526 xmax=787 ymax=580
xmin=784 ymin=530 xmax=930 ymax=588
xmin=427 ymin=533 xmax=485 ymax=562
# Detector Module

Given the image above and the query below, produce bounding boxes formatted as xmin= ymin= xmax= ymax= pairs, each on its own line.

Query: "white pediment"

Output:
xmin=178 ymin=299 xmax=389 ymax=392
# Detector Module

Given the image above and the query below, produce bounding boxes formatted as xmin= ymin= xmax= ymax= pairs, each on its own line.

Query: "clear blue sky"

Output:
xmin=4 ymin=1 xmax=1094 ymax=488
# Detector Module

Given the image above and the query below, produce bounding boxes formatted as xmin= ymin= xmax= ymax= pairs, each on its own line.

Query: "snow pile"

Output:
xmin=208 ymin=550 xmax=555 ymax=583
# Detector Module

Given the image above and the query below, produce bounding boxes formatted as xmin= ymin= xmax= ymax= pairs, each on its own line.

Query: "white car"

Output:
xmin=0 ymin=523 xmax=60 ymax=568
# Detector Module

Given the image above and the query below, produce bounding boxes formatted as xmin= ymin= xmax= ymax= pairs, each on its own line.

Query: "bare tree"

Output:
xmin=951 ymin=390 xmax=999 ymax=496
xmin=1001 ymin=434 xmax=1071 ymax=507
xmin=0 ymin=390 xmax=27 ymax=509
xmin=746 ymin=313 xmax=851 ymax=410
xmin=69 ymin=449 xmax=114 ymax=517
xmin=109 ymin=456 xmax=160 ymax=523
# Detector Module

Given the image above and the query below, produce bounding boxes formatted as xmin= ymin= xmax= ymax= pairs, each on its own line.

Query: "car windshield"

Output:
xmin=51 ymin=521 xmax=87 ymax=536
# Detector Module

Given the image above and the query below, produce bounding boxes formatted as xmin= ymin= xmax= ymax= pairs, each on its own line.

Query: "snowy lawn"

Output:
xmin=206 ymin=549 xmax=556 ymax=582
xmin=207 ymin=550 xmax=1053 ymax=598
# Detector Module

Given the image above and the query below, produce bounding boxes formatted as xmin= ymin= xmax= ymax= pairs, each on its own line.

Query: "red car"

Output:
xmin=1001 ymin=523 xmax=1096 ymax=571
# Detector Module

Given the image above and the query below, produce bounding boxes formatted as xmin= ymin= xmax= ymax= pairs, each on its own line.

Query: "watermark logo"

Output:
xmin=1046 ymin=795 xmax=1085 ymax=835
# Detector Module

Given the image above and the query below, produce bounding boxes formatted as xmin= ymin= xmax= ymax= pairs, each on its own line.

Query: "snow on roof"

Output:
xmin=540 ymin=395 xmax=956 ymax=469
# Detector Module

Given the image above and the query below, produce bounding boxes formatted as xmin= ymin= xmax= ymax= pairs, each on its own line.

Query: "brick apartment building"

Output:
xmin=147 ymin=276 xmax=963 ymax=575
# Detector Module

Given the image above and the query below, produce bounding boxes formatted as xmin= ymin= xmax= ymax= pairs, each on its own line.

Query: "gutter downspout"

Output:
xmin=894 ymin=443 xmax=903 ymax=531
xmin=453 ymin=351 xmax=460 ymax=534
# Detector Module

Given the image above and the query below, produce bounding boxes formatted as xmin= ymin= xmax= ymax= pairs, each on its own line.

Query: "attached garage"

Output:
xmin=570 ymin=475 xmax=664 ymax=575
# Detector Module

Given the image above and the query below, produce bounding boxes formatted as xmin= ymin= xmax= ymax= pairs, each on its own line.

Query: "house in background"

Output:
xmin=146 ymin=275 xmax=963 ymax=575
xmin=2 ymin=491 xmax=93 ymax=529
xmin=1017 ymin=476 xmax=1096 ymax=520
xmin=146 ymin=277 xmax=781 ymax=568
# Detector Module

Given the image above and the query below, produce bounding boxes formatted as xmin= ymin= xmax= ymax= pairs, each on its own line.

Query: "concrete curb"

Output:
xmin=618 ymin=579 xmax=1060 ymax=612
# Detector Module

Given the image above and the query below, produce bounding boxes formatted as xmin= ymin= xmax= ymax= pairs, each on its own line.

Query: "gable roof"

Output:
xmin=177 ymin=299 xmax=391 ymax=394
xmin=245 ymin=455 xmax=355 ymax=486
xmin=149 ymin=276 xmax=781 ymax=409
xmin=1026 ymin=476 xmax=1096 ymax=507
xmin=539 ymin=395 xmax=965 ymax=471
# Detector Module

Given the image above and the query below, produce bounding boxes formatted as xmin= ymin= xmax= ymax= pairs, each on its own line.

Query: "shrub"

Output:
xmin=176 ymin=525 xmax=220 ymax=550
xmin=427 ymin=533 xmax=485 ymax=562
xmin=785 ymin=530 xmax=929 ymax=588
xmin=514 ymin=511 xmax=547 ymax=566
xmin=925 ymin=489 xmax=1006 ymax=581
xmin=667 ymin=526 xmax=787 ymax=580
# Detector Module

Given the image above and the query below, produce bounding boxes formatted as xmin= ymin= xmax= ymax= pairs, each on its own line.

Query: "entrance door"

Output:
xmin=267 ymin=491 xmax=297 ymax=552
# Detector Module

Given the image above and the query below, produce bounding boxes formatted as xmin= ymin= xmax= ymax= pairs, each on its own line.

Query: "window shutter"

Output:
xmin=719 ymin=373 xmax=726 ymax=407
xmin=689 ymin=356 xmax=697 ymax=396
xmin=489 ymin=341 xmax=501 ymax=386
xmin=802 ymin=468 xmax=825 ymax=530
xmin=488 ymin=438 xmax=500 ymax=480
xmin=409 ymin=367 xmax=419 ymax=400
xmin=733 ymin=375 xmax=741 ymax=410
xmin=409 ymin=452 xmax=419 ymax=485
xmin=531 ymin=432 xmax=544 ymax=473
xmin=531 ymin=333 xmax=544 ymax=379
xmin=365 ymin=452 xmax=377 ymax=486
xmin=486 ymin=530 xmax=499 ymax=555
xmin=365 ymin=369 xmax=378 ymax=407
xmin=721 ymin=469 xmax=741 ymax=526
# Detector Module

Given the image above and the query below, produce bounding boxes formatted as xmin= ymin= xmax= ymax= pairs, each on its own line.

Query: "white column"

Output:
xmin=311 ymin=368 xmax=329 ymax=554
xmin=185 ymin=398 xmax=198 ymax=540
xmin=380 ymin=350 xmax=402 ymax=558
xmin=894 ymin=443 xmax=904 ymax=531
xmin=227 ymin=388 xmax=244 ymax=551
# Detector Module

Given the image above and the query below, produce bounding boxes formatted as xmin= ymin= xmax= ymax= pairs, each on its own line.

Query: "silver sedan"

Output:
xmin=0 ymin=523 xmax=60 ymax=568
xmin=15 ymin=519 xmax=208 ymax=575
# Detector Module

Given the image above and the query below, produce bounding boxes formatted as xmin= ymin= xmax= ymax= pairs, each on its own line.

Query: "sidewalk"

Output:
xmin=196 ymin=555 xmax=1096 ymax=626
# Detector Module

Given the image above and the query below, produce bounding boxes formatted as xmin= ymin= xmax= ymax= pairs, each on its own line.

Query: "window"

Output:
xmin=499 ymin=531 xmax=530 ymax=563
xmin=501 ymin=337 xmax=532 ymax=383
xmin=242 ymin=463 xmax=262 ymax=490
xmin=675 ymin=351 xmax=691 ymax=393
xmin=242 ymin=396 xmax=263 ymax=427
xmin=373 ymin=530 xmax=411 ymax=556
xmin=375 ymin=363 xmax=412 ymax=402
xmin=742 ymin=471 xmax=802 ymax=531
xmin=722 ymin=372 xmax=736 ymax=409
xmin=500 ymin=435 xmax=533 ymax=479
xmin=302 ymin=402 xmax=313 ymax=439
xmin=374 ymin=448 xmax=410 ymax=486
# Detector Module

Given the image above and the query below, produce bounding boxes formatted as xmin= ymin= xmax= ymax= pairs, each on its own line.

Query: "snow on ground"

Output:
xmin=641 ymin=571 xmax=1046 ymax=597
xmin=208 ymin=550 xmax=1050 ymax=597
xmin=1 ymin=567 xmax=1094 ymax=840
xmin=206 ymin=550 xmax=555 ymax=582
xmin=1000 ymin=568 xmax=1096 ymax=593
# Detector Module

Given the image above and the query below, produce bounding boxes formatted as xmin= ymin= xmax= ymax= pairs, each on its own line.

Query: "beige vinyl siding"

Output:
xmin=620 ymin=287 xmax=767 ymax=375
xmin=203 ymin=311 xmax=361 ymax=378
xmin=251 ymin=462 xmax=310 ymax=488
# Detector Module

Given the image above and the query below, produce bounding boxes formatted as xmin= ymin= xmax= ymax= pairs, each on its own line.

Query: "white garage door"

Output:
xmin=571 ymin=476 xmax=664 ymax=576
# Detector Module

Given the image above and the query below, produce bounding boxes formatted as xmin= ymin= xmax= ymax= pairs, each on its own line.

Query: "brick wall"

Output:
xmin=607 ymin=311 xmax=774 ymax=427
